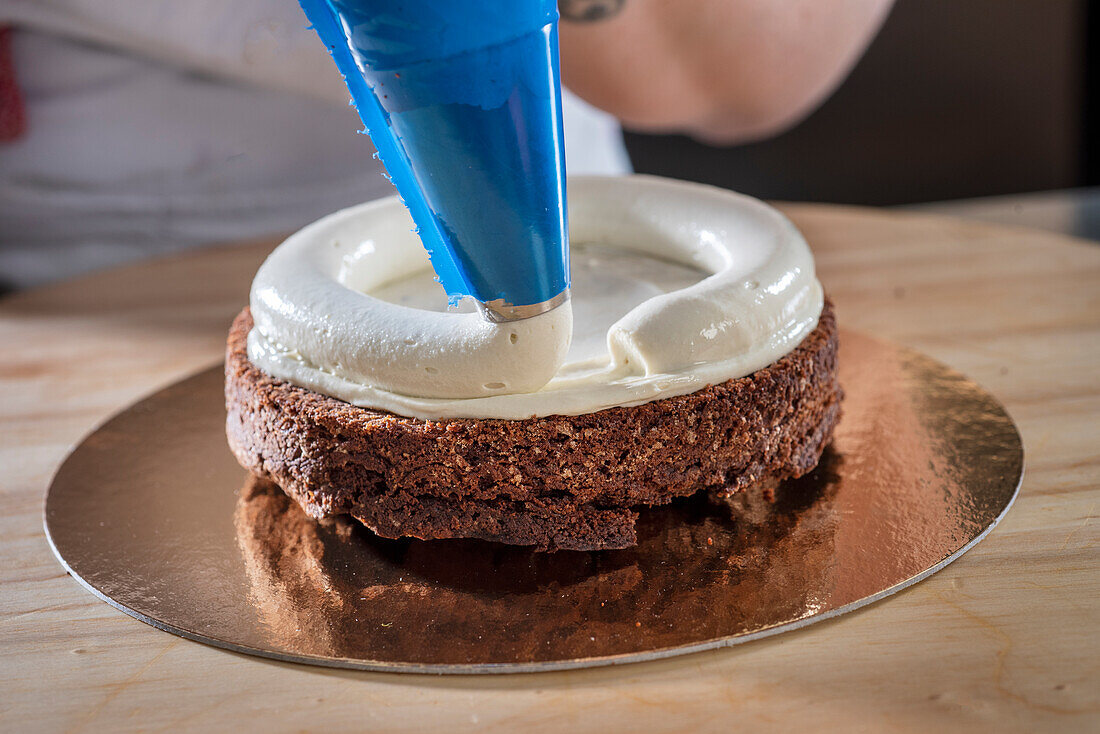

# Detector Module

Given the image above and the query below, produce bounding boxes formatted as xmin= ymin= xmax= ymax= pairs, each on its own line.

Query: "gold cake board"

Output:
xmin=45 ymin=330 xmax=1023 ymax=673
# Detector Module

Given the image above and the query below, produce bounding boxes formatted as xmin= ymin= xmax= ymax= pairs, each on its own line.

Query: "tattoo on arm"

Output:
xmin=559 ymin=0 xmax=625 ymax=22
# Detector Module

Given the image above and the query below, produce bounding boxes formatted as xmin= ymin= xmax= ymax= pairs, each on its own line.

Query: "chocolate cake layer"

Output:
xmin=225 ymin=302 xmax=841 ymax=551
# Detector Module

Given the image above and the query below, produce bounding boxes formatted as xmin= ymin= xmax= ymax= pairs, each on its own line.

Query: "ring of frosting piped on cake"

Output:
xmin=226 ymin=176 xmax=842 ymax=551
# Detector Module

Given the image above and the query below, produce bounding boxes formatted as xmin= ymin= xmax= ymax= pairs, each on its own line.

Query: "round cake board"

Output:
xmin=44 ymin=331 xmax=1023 ymax=674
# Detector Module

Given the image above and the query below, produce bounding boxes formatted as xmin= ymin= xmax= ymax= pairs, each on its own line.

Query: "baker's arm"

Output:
xmin=9 ymin=0 xmax=891 ymax=142
xmin=558 ymin=0 xmax=894 ymax=143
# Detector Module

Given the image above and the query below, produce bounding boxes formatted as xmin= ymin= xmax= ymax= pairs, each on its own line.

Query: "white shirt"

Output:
xmin=0 ymin=1 xmax=631 ymax=288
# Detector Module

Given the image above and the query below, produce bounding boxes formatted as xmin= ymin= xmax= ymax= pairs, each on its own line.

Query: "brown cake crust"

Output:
xmin=225 ymin=302 xmax=841 ymax=551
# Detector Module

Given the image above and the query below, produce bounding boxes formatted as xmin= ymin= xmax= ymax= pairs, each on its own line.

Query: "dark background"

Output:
xmin=625 ymin=0 xmax=1096 ymax=206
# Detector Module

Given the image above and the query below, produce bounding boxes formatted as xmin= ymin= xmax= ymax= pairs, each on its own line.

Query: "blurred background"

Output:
xmin=0 ymin=0 xmax=1096 ymax=295
xmin=625 ymin=0 xmax=1098 ymax=237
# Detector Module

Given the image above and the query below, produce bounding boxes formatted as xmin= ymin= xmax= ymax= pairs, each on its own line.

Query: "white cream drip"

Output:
xmin=247 ymin=175 xmax=824 ymax=420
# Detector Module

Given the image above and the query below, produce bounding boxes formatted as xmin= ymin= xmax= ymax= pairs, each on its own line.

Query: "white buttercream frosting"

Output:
xmin=248 ymin=175 xmax=824 ymax=420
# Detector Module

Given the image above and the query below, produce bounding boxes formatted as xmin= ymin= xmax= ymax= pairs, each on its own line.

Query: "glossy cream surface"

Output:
xmin=247 ymin=175 xmax=823 ymax=419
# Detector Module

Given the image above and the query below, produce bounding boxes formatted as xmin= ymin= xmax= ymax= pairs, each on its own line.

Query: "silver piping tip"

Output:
xmin=477 ymin=289 xmax=570 ymax=323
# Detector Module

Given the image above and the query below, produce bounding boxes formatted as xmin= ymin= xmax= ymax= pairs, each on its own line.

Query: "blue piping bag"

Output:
xmin=299 ymin=0 xmax=570 ymax=319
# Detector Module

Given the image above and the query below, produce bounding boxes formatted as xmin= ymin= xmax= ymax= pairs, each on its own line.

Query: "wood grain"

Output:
xmin=1 ymin=207 xmax=1097 ymax=733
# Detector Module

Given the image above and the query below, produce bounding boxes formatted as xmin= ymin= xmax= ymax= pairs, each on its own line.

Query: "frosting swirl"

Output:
xmin=248 ymin=175 xmax=823 ymax=420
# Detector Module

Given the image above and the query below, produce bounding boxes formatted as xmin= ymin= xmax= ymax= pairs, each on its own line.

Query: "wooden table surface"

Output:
xmin=2 ymin=205 xmax=1097 ymax=733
